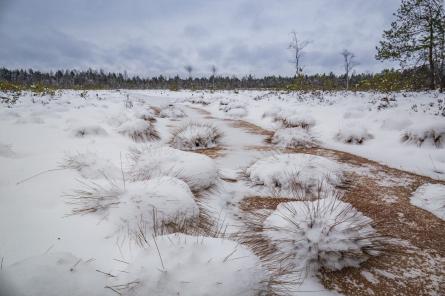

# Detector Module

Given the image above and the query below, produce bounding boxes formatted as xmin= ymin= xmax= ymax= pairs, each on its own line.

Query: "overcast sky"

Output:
xmin=0 ymin=0 xmax=400 ymax=77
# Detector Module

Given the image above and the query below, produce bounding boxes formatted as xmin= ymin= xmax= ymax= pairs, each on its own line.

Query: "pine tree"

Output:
xmin=376 ymin=0 xmax=444 ymax=89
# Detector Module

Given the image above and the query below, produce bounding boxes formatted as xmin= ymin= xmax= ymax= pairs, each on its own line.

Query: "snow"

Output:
xmin=0 ymin=142 xmax=16 ymax=158
xmin=244 ymin=153 xmax=343 ymax=197
xmin=129 ymin=145 xmax=218 ymax=191
xmin=62 ymin=151 xmax=121 ymax=180
xmin=170 ymin=121 xmax=223 ymax=150
xmin=410 ymin=183 xmax=445 ymax=220
xmin=71 ymin=124 xmax=108 ymax=137
xmin=194 ymin=90 xmax=445 ymax=180
xmin=263 ymin=196 xmax=380 ymax=271
xmin=271 ymin=127 xmax=318 ymax=148
xmin=120 ymin=233 xmax=269 ymax=296
xmin=0 ymin=252 xmax=111 ymax=296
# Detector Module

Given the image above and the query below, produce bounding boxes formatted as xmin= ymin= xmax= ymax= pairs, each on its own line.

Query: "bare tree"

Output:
xmin=210 ymin=65 xmax=217 ymax=89
xmin=341 ymin=49 xmax=358 ymax=90
xmin=184 ymin=65 xmax=193 ymax=79
xmin=289 ymin=31 xmax=310 ymax=76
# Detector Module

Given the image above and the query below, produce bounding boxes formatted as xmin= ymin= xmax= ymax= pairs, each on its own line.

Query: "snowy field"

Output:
xmin=0 ymin=89 xmax=444 ymax=295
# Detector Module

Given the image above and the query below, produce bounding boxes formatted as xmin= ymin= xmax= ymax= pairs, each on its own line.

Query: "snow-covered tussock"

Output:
xmin=69 ymin=177 xmax=199 ymax=238
xmin=270 ymin=128 xmax=318 ymax=148
xmin=0 ymin=253 xmax=110 ymax=296
xmin=274 ymin=111 xmax=316 ymax=129
xmin=132 ymin=106 xmax=158 ymax=122
xmin=129 ymin=145 xmax=218 ymax=191
xmin=170 ymin=122 xmax=223 ymax=150
xmin=117 ymin=118 xmax=160 ymax=142
xmin=401 ymin=122 xmax=445 ymax=148
xmin=335 ymin=125 xmax=374 ymax=144
xmin=159 ymin=104 xmax=186 ymax=118
xmin=62 ymin=151 xmax=120 ymax=179
xmin=71 ymin=125 xmax=108 ymax=137
xmin=244 ymin=153 xmax=343 ymax=197
xmin=263 ymin=195 xmax=381 ymax=271
xmin=187 ymin=95 xmax=212 ymax=105
xmin=108 ymin=177 xmax=199 ymax=238
xmin=117 ymin=233 xmax=270 ymax=296
xmin=218 ymin=100 xmax=248 ymax=117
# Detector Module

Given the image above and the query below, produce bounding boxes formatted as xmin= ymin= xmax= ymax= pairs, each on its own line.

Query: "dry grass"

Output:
xmin=191 ymin=147 xmax=225 ymax=158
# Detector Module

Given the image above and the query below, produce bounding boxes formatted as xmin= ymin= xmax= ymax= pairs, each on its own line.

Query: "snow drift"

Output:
xmin=410 ymin=183 xmax=445 ymax=220
xmin=0 ymin=253 xmax=111 ymax=296
xmin=119 ymin=233 xmax=270 ymax=296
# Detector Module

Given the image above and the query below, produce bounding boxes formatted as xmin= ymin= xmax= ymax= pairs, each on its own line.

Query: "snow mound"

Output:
xmin=129 ymin=145 xmax=218 ymax=191
xmin=0 ymin=253 xmax=110 ymax=296
xmin=410 ymin=183 xmax=445 ymax=220
xmin=71 ymin=125 xmax=108 ymax=137
xmin=159 ymin=104 xmax=186 ymax=118
xmin=274 ymin=111 xmax=316 ymax=129
xmin=120 ymin=233 xmax=269 ymax=296
xmin=244 ymin=153 xmax=343 ymax=197
xmin=62 ymin=151 xmax=121 ymax=179
xmin=117 ymin=118 xmax=160 ymax=142
xmin=170 ymin=122 xmax=223 ymax=150
xmin=335 ymin=125 xmax=374 ymax=144
xmin=401 ymin=122 xmax=445 ymax=148
xmin=264 ymin=196 xmax=380 ymax=271
xmin=108 ymin=177 xmax=199 ymax=237
xmin=270 ymin=128 xmax=318 ymax=148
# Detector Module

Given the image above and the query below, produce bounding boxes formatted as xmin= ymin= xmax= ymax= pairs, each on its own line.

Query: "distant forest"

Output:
xmin=0 ymin=66 xmax=438 ymax=92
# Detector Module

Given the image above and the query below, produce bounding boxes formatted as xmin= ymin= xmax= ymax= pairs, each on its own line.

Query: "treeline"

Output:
xmin=0 ymin=66 xmax=436 ymax=92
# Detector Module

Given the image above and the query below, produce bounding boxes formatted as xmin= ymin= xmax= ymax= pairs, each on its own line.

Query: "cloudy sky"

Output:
xmin=0 ymin=0 xmax=400 ymax=77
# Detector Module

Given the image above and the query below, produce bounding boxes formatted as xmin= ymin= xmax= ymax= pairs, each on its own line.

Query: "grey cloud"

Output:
xmin=0 ymin=0 xmax=401 ymax=77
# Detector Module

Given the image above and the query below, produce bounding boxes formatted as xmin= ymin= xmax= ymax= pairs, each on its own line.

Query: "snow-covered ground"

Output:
xmin=186 ymin=90 xmax=445 ymax=180
xmin=0 ymin=89 xmax=444 ymax=295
